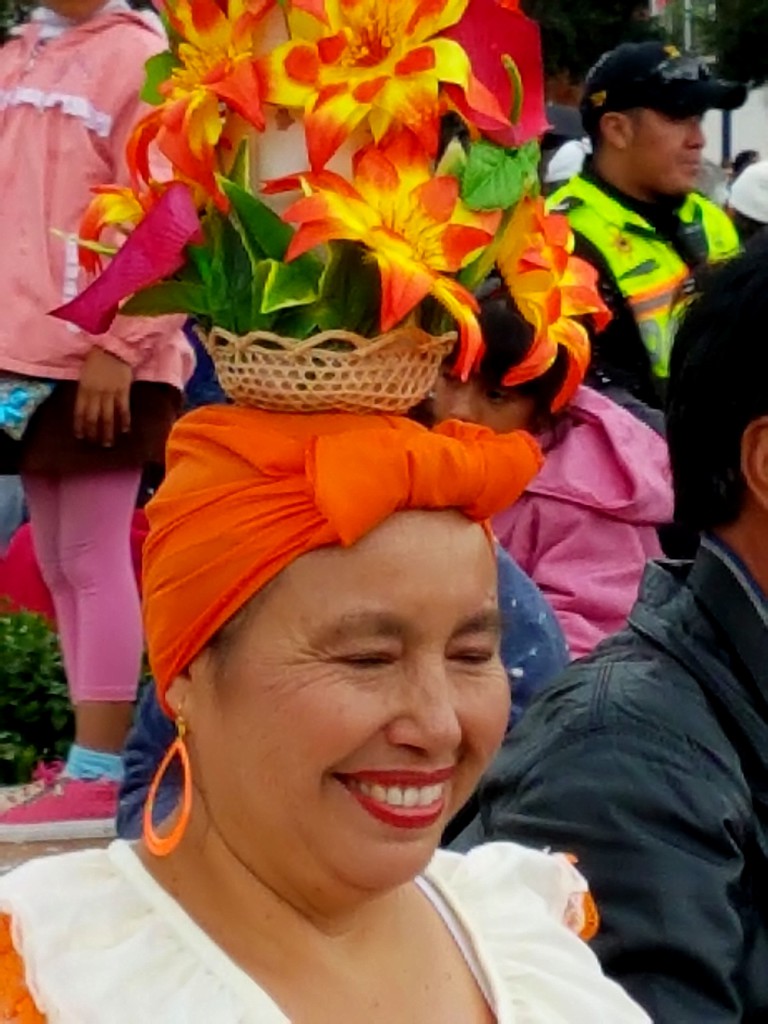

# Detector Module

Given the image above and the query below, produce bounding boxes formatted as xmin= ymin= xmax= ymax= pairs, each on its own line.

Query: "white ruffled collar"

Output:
xmin=0 ymin=840 xmax=650 ymax=1024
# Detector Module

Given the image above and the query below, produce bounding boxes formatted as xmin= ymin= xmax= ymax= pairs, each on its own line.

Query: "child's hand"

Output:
xmin=75 ymin=348 xmax=132 ymax=447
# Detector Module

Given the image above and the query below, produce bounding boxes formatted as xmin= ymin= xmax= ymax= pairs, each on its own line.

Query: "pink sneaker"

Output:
xmin=0 ymin=777 xmax=118 ymax=843
xmin=0 ymin=761 xmax=65 ymax=814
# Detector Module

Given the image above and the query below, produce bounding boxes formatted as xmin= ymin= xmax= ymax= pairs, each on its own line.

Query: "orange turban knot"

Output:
xmin=143 ymin=407 xmax=543 ymax=709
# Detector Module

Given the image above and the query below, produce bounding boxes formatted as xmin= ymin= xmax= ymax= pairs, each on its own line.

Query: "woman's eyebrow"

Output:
xmin=319 ymin=612 xmax=407 ymax=643
xmin=451 ymin=609 xmax=503 ymax=639
xmin=316 ymin=608 xmax=502 ymax=644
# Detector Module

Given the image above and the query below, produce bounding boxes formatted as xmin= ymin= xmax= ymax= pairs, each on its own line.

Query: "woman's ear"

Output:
xmin=165 ymin=670 xmax=193 ymax=723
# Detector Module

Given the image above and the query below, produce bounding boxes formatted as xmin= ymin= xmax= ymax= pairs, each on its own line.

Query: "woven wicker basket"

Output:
xmin=203 ymin=326 xmax=457 ymax=414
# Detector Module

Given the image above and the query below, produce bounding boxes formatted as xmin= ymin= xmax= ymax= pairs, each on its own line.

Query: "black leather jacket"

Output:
xmin=475 ymin=538 xmax=768 ymax=1023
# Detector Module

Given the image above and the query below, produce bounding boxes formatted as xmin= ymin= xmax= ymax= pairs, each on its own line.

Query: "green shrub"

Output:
xmin=0 ymin=611 xmax=73 ymax=783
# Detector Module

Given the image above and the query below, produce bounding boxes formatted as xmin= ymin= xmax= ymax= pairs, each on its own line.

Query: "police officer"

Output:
xmin=549 ymin=42 xmax=746 ymax=423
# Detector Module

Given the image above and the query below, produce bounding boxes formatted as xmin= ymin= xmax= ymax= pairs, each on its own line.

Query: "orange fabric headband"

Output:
xmin=143 ymin=407 xmax=543 ymax=709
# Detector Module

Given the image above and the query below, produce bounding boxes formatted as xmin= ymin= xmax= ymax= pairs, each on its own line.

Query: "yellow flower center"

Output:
xmin=382 ymin=197 xmax=449 ymax=269
xmin=171 ymin=33 xmax=254 ymax=99
xmin=346 ymin=26 xmax=393 ymax=66
xmin=340 ymin=1 xmax=401 ymax=69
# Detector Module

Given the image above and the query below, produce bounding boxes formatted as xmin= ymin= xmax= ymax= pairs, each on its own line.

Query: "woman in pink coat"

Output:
xmin=0 ymin=0 xmax=192 ymax=840
xmin=431 ymin=291 xmax=673 ymax=659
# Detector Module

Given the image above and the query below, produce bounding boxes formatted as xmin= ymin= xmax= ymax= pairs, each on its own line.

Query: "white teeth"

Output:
xmin=419 ymin=785 xmax=440 ymax=807
xmin=355 ymin=781 xmax=445 ymax=809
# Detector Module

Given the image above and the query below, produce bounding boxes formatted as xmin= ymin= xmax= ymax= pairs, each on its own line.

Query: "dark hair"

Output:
xmin=732 ymin=149 xmax=760 ymax=181
xmin=475 ymin=291 xmax=569 ymax=417
xmin=667 ymin=240 xmax=768 ymax=531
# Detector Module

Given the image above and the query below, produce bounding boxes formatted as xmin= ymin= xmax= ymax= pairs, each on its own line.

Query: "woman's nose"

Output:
xmin=386 ymin=663 xmax=463 ymax=755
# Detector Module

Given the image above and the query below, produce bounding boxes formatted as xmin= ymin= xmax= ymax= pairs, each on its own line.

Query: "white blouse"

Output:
xmin=0 ymin=840 xmax=650 ymax=1023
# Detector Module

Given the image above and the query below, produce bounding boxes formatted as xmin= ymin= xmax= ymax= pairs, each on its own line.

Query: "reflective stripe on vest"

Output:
xmin=548 ymin=176 xmax=740 ymax=379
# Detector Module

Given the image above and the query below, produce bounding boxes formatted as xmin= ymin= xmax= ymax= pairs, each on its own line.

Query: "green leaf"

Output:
xmin=141 ymin=51 xmax=178 ymax=106
xmin=204 ymin=210 xmax=231 ymax=322
xmin=0 ymin=611 xmax=73 ymax=784
xmin=214 ymin=219 xmax=258 ymax=334
xmin=460 ymin=139 xmax=540 ymax=211
xmin=260 ymin=257 xmax=322 ymax=314
xmin=247 ymin=261 xmax=280 ymax=331
xmin=227 ymin=140 xmax=251 ymax=192
xmin=220 ymin=179 xmax=294 ymax=262
xmin=121 ymin=281 xmax=211 ymax=317
xmin=184 ymin=243 xmax=214 ymax=287
xmin=316 ymin=241 xmax=380 ymax=335
xmin=273 ymin=303 xmax=325 ymax=339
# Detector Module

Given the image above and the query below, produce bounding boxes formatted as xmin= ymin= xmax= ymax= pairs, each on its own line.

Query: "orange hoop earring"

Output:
xmin=143 ymin=717 xmax=192 ymax=858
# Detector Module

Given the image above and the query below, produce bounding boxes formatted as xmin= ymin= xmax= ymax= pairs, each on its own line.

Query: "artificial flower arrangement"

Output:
xmin=54 ymin=0 xmax=607 ymax=414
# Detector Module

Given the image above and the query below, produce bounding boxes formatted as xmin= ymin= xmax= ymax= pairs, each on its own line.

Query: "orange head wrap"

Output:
xmin=143 ymin=407 xmax=543 ymax=711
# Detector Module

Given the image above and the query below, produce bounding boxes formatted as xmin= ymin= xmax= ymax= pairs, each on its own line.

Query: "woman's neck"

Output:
xmin=138 ymin=814 xmax=407 ymax=950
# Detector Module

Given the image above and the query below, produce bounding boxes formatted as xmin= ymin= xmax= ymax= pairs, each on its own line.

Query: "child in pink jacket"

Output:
xmin=431 ymin=291 xmax=673 ymax=658
xmin=0 ymin=0 xmax=192 ymax=841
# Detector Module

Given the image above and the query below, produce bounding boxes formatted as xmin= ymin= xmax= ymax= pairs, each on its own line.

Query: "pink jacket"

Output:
xmin=494 ymin=387 xmax=674 ymax=658
xmin=0 ymin=8 xmax=192 ymax=387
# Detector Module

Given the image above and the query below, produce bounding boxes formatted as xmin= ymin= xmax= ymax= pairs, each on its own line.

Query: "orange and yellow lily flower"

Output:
xmin=78 ymin=182 xmax=170 ymax=274
xmin=496 ymin=197 xmax=611 ymax=410
xmin=129 ymin=0 xmax=274 ymax=205
xmin=263 ymin=0 xmax=509 ymax=170
xmin=278 ymin=132 xmax=500 ymax=375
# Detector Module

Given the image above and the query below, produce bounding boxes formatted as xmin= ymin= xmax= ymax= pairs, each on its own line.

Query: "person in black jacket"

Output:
xmin=473 ymin=241 xmax=768 ymax=1023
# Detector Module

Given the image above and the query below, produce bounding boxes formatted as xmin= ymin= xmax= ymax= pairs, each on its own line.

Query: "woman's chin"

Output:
xmin=324 ymin=779 xmax=452 ymax=890
xmin=334 ymin=833 xmax=442 ymax=894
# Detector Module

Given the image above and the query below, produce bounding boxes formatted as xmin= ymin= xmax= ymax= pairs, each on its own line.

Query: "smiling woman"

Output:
xmin=0 ymin=406 xmax=649 ymax=1023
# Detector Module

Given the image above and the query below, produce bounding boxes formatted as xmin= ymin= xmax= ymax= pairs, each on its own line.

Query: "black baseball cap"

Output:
xmin=581 ymin=42 xmax=747 ymax=135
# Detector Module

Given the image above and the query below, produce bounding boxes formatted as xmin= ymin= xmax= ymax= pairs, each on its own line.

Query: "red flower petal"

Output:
xmin=394 ymin=46 xmax=437 ymax=76
xmin=127 ymin=109 xmax=162 ymax=187
xmin=282 ymin=192 xmax=337 ymax=225
xmin=210 ymin=60 xmax=267 ymax=130
xmin=440 ymin=223 xmax=492 ymax=269
xmin=378 ymin=255 xmax=434 ymax=332
xmin=304 ymin=92 xmax=367 ymax=169
xmin=354 ymin=146 xmax=400 ymax=194
xmin=353 ymin=76 xmax=389 ymax=103
xmin=292 ymin=0 xmax=330 ymax=26
xmin=502 ymin=330 xmax=557 ymax=388
xmin=285 ymin=218 xmax=353 ymax=260
xmin=413 ymin=176 xmax=459 ymax=224
xmin=285 ymin=44 xmax=321 ymax=85
xmin=406 ymin=0 xmax=455 ymax=36
xmin=317 ymin=31 xmax=348 ymax=64
xmin=265 ymin=168 xmax=361 ymax=198
xmin=156 ymin=127 xmax=221 ymax=206
xmin=442 ymin=0 xmax=548 ymax=146
xmin=188 ymin=0 xmax=227 ymax=36
xmin=548 ymin=319 xmax=591 ymax=411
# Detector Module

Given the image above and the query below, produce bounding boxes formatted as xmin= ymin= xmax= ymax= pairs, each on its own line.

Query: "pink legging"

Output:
xmin=22 ymin=471 xmax=143 ymax=704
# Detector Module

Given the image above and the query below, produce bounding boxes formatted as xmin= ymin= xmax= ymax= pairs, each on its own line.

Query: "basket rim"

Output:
xmin=202 ymin=325 xmax=457 ymax=359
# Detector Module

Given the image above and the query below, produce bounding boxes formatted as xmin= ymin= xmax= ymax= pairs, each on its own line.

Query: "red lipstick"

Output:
xmin=337 ymin=768 xmax=454 ymax=830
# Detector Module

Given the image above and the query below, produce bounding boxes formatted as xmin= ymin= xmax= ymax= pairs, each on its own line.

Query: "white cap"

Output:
xmin=544 ymin=139 xmax=592 ymax=185
xmin=729 ymin=160 xmax=768 ymax=224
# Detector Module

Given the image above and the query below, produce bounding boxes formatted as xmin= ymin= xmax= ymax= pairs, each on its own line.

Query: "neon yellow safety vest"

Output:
xmin=548 ymin=175 xmax=739 ymax=380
